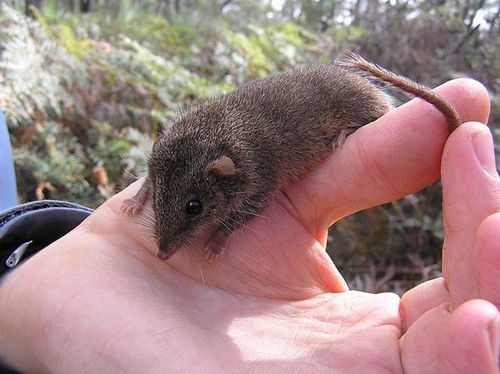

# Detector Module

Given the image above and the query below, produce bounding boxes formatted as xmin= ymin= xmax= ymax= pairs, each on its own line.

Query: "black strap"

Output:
xmin=0 ymin=200 xmax=92 ymax=279
xmin=0 ymin=360 xmax=22 ymax=374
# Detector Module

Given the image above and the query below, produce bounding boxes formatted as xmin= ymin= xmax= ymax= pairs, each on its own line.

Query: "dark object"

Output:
xmin=122 ymin=54 xmax=461 ymax=262
xmin=80 ymin=0 xmax=91 ymax=13
xmin=186 ymin=199 xmax=203 ymax=215
xmin=0 ymin=360 xmax=22 ymax=374
xmin=25 ymin=0 xmax=44 ymax=18
xmin=0 ymin=200 xmax=92 ymax=277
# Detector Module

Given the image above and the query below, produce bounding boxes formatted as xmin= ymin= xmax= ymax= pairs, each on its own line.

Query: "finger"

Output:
xmin=400 ymin=277 xmax=449 ymax=333
xmin=438 ymin=299 xmax=499 ymax=374
xmin=284 ymin=78 xmax=490 ymax=229
xmin=400 ymin=299 xmax=499 ymax=373
xmin=441 ymin=122 xmax=500 ymax=306
xmin=473 ymin=212 xmax=500 ymax=307
xmin=401 ymin=216 xmax=500 ymax=329
xmin=400 ymin=302 xmax=451 ymax=373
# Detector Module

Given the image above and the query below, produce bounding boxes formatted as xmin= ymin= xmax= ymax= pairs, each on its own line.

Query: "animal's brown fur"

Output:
xmin=121 ymin=55 xmax=460 ymax=261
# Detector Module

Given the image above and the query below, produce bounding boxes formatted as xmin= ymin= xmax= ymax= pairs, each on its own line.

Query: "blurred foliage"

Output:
xmin=0 ymin=0 xmax=498 ymax=292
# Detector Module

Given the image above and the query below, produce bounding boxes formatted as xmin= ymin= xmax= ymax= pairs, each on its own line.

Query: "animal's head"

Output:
xmin=147 ymin=134 xmax=238 ymax=259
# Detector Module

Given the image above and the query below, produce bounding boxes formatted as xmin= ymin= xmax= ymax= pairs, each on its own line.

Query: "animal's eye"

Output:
xmin=186 ymin=199 xmax=203 ymax=215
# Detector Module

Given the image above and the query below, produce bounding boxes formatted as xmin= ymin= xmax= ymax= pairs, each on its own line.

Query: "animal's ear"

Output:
xmin=204 ymin=155 xmax=236 ymax=178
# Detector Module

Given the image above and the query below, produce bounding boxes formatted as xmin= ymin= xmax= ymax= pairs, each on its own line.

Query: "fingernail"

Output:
xmin=471 ymin=127 xmax=499 ymax=179
xmin=487 ymin=314 xmax=499 ymax=365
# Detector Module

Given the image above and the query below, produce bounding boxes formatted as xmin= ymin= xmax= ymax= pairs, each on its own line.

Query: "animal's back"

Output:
xmin=216 ymin=64 xmax=391 ymax=185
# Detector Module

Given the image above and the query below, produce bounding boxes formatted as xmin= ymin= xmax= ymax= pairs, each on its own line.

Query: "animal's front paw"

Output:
xmin=121 ymin=179 xmax=151 ymax=217
xmin=203 ymin=235 xmax=226 ymax=264
xmin=121 ymin=198 xmax=144 ymax=216
xmin=204 ymin=247 xmax=224 ymax=264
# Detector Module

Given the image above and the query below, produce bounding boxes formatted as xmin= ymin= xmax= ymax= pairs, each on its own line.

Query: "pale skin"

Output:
xmin=0 ymin=79 xmax=498 ymax=373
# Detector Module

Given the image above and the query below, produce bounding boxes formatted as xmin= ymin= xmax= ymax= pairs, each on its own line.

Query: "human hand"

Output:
xmin=0 ymin=79 xmax=497 ymax=373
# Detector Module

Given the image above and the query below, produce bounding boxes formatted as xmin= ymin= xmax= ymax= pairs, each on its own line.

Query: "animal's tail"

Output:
xmin=337 ymin=52 xmax=461 ymax=133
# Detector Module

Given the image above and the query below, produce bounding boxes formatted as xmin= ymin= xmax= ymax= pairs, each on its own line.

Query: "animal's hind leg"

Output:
xmin=333 ymin=127 xmax=359 ymax=149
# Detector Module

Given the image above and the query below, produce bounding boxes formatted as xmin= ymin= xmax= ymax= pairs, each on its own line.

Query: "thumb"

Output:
xmin=438 ymin=299 xmax=499 ymax=373
xmin=441 ymin=122 xmax=500 ymax=305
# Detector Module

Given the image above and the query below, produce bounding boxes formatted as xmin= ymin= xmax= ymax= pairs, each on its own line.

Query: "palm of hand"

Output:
xmin=2 ymin=79 xmax=497 ymax=373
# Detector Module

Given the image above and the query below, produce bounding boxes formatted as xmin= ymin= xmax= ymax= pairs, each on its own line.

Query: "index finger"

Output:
xmin=284 ymin=78 xmax=491 ymax=230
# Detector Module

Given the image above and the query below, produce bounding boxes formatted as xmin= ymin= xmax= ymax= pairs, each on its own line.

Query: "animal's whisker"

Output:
xmin=185 ymin=235 xmax=204 ymax=249
xmin=141 ymin=211 xmax=156 ymax=221
xmin=136 ymin=213 xmax=156 ymax=223
xmin=136 ymin=221 xmax=155 ymax=230
xmin=230 ymin=209 xmax=270 ymax=219
xmin=122 ymin=169 xmax=140 ymax=181
xmin=220 ymin=220 xmax=236 ymax=233
xmin=138 ymin=219 xmax=155 ymax=228
xmin=136 ymin=214 xmax=155 ymax=222
xmin=198 ymin=265 xmax=206 ymax=285
xmin=183 ymin=235 xmax=211 ymax=261
xmin=228 ymin=191 xmax=248 ymax=195
xmin=137 ymin=211 xmax=155 ymax=220
xmin=135 ymin=221 xmax=155 ymax=232
xmin=225 ymin=216 xmax=259 ymax=234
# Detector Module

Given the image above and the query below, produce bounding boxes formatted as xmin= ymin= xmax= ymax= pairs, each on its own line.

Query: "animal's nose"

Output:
xmin=158 ymin=246 xmax=179 ymax=260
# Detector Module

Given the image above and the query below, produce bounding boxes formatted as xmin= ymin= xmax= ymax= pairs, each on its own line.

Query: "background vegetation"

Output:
xmin=1 ymin=0 xmax=498 ymax=293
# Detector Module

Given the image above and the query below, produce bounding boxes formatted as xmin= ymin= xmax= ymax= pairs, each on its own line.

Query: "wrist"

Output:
xmin=0 ymin=200 xmax=93 ymax=373
xmin=0 ymin=266 xmax=45 ymax=373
